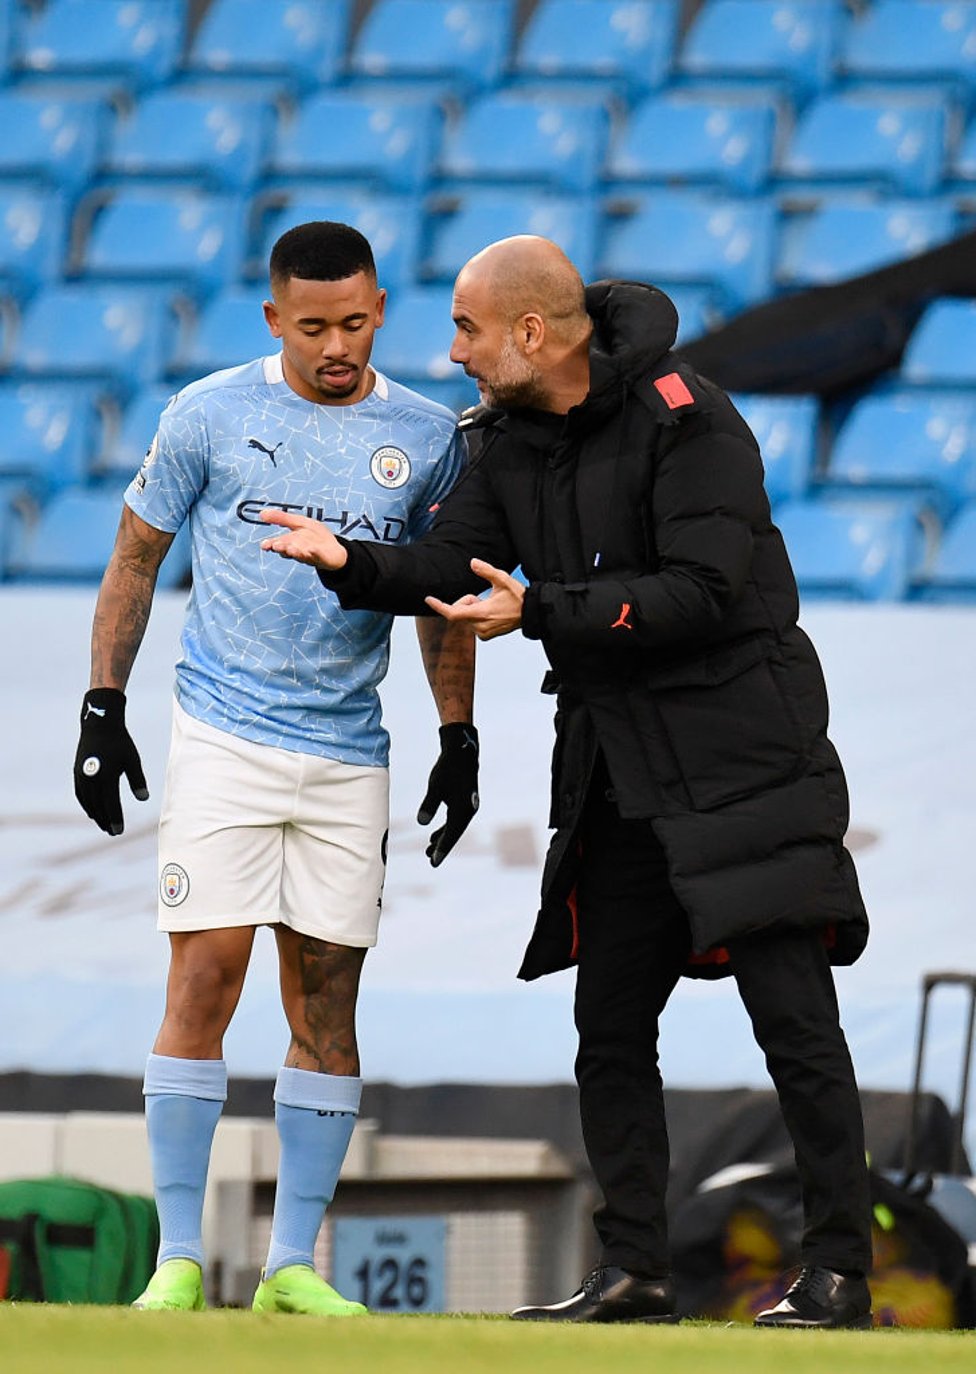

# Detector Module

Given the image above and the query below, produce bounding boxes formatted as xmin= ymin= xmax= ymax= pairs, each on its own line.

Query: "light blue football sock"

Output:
xmin=264 ymin=1067 xmax=362 ymax=1278
xmin=143 ymin=1054 xmax=227 ymax=1268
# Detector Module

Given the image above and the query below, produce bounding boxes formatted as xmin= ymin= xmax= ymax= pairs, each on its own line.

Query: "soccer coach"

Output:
xmin=259 ymin=235 xmax=874 ymax=1330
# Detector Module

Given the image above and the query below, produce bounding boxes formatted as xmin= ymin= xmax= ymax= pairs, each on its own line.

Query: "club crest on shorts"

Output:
xmin=369 ymin=445 xmax=411 ymax=489
xmin=160 ymin=862 xmax=190 ymax=907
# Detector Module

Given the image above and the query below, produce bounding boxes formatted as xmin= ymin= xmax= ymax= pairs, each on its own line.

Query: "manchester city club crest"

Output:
xmin=160 ymin=862 xmax=190 ymax=907
xmin=369 ymin=445 xmax=411 ymax=489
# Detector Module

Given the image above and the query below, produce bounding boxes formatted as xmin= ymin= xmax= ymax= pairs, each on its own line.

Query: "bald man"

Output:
xmin=259 ymin=237 xmax=874 ymax=1330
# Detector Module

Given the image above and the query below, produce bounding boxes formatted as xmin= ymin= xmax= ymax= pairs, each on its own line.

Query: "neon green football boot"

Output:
xmin=252 ymin=1264 xmax=367 ymax=1316
xmin=132 ymin=1258 xmax=206 ymax=1311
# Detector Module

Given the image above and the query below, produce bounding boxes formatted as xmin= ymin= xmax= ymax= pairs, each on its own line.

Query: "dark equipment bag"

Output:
xmin=669 ymin=1162 xmax=976 ymax=1327
xmin=677 ymin=227 xmax=976 ymax=397
xmin=670 ymin=969 xmax=976 ymax=1327
xmin=0 ymin=1175 xmax=158 ymax=1304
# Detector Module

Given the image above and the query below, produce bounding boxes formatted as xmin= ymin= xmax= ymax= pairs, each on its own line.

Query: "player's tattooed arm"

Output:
xmin=415 ymin=618 xmax=480 ymax=865
xmin=90 ymin=505 xmax=176 ymax=689
xmin=416 ymin=615 xmax=475 ymax=725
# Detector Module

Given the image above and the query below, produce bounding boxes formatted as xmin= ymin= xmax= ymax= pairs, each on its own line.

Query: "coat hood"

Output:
xmin=584 ymin=279 xmax=680 ymax=400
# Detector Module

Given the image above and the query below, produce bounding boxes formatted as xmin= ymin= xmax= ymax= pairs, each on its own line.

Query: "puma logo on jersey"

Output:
xmin=84 ymin=704 xmax=107 ymax=719
xmin=247 ymin=438 xmax=283 ymax=466
xmin=611 ymin=602 xmax=634 ymax=631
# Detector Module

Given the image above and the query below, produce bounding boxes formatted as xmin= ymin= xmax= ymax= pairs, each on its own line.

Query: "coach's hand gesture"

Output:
xmin=426 ymin=560 xmax=525 ymax=640
xmin=259 ymin=509 xmax=349 ymax=569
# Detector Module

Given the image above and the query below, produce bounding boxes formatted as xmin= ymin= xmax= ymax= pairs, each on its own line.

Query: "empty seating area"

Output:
xmin=0 ymin=0 xmax=973 ymax=598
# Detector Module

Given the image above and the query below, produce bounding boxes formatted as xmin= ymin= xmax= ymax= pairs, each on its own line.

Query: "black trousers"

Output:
xmin=573 ymin=760 xmax=874 ymax=1279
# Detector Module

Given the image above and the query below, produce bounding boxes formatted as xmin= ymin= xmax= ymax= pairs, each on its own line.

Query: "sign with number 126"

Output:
xmin=332 ymin=1216 xmax=447 ymax=1312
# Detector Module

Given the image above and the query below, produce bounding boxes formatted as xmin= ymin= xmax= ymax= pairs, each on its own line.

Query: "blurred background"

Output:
xmin=0 ymin=0 xmax=974 ymax=1321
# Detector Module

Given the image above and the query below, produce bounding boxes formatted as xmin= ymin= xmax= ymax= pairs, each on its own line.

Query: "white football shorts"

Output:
xmin=156 ymin=701 xmax=389 ymax=945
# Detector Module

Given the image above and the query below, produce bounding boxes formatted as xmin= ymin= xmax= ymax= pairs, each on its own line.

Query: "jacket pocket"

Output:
xmin=650 ymin=642 xmax=807 ymax=812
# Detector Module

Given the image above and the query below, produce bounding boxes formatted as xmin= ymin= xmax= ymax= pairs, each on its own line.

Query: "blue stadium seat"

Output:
xmin=94 ymin=384 xmax=176 ymax=482
xmin=606 ymin=90 xmax=778 ymax=193
xmin=349 ymin=0 xmax=514 ymax=91
xmin=251 ymin=187 xmax=421 ymax=290
xmin=825 ymin=389 xmax=976 ymax=520
xmin=104 ymin=91 xmax=275 ymax=191
xmin=13 ymin=284 xmax=175 ymax=386
xmin=839 ymin=0 xmax=976 ymax=91
xmin=421 ymin=188 xmax=599 ymax=283
xmin=776 ymin=198 xmax=959 ymax=289
xmin=4 ymin=484 xmax=190 ymax=585
xmin=512 ymin=0 xmax=678 ymax=99
xmin=74 ymin=188 xmax=245 ymax=292
xmin=0 ymin=478 xmax=36 ymax=580
xmin=0 ymin=185 xmax=66 ymax=296
xmin=438 ymin=92 xmax=610 ymax=192
xmin=913 ymin=500 xmax=976 ymax=602
xmin=184 ymin=0 xmax=350 ymax=90
xmin=167 ymin=287 xmax=276 ymax=384
xmin=676 ymin=0 xmax=845 ymax=99
xmin=662 ymin=284 xmax=726 ymax=344
xmin=0 ymin=91 xmax=109 ymax=190
xmin=775 ymin=496 xmax=921 ymax=601
xmin=777 ymin=91 xmax=949 ymax=196
xmin=11 ymin=0 xmax=184 ymax=89
xmin=948 ymin=113 xmax=976 ymax=186
xmin=597 ymin=190 xmax=777 ymax=310
xmin=369 ymin=285 xmax=455 ymax=379
xmin=0 ymin=382 xmax=99 ymax=492
xmin=270 ymin=91 xmax=442 ymax=193
xmin=730 ymin=394 xmax=819 ymax=505
xmin=399 ymin=378 xmax=478 ymax=414
xmin=901 ymin=299 xmax=976 ymax=386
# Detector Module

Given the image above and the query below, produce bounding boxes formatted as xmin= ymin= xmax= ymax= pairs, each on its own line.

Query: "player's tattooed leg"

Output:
xmin=276 ymin=929 xmax=367 ymax=1075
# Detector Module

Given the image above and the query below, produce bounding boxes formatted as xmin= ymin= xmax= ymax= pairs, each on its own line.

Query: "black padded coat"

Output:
xmin=321 ymin=280 xmax=869 ymax=981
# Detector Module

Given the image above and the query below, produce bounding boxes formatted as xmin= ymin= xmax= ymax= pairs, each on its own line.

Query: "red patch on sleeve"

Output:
xmin=654 ymin=372 xmax=695 ymax=410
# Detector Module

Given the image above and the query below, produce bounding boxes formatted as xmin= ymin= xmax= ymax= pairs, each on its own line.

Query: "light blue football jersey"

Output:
xmin=124 ymin=353 xmax=464 ymax=766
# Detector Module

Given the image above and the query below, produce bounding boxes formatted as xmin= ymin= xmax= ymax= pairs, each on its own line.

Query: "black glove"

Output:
xmin=417 ymin=722 xmax=480 ymax=868
xmin=73 ymin=688 xmax=149 ymax=836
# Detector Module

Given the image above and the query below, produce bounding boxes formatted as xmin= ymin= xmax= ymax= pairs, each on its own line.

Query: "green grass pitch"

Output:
xmin=1 ymin=1307 xmax=973 ymax=1374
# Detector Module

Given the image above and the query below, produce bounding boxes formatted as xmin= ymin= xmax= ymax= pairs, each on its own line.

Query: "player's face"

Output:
xmin=265 ymin=272 xmax=386 ymax=405
xmin=450 ymin=277 xmax=545 ymax=410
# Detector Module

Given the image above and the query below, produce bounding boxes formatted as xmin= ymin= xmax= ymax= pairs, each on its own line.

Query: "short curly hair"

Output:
xmin=269 ymin=220 xmax=376 ymax=287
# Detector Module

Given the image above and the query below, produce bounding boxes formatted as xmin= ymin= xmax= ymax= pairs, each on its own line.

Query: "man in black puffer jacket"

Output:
xmin=259 ymin=236 xmax=874 ymax=1330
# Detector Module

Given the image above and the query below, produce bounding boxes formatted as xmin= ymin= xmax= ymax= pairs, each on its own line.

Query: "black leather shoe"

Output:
xmin=754 ymin=1267 xmax=872 ymax=1329
xmin=511 ymin=1266 xmax=678 ymax=1323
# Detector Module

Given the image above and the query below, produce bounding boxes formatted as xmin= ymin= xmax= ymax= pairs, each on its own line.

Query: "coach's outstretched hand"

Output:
xmin=73 ymin=688 xmax=149 ymax=836
xmin=418 ymin=723 xmax=480 ymax=867
xmin=259 ymin=508 xmax=349 ymax=569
